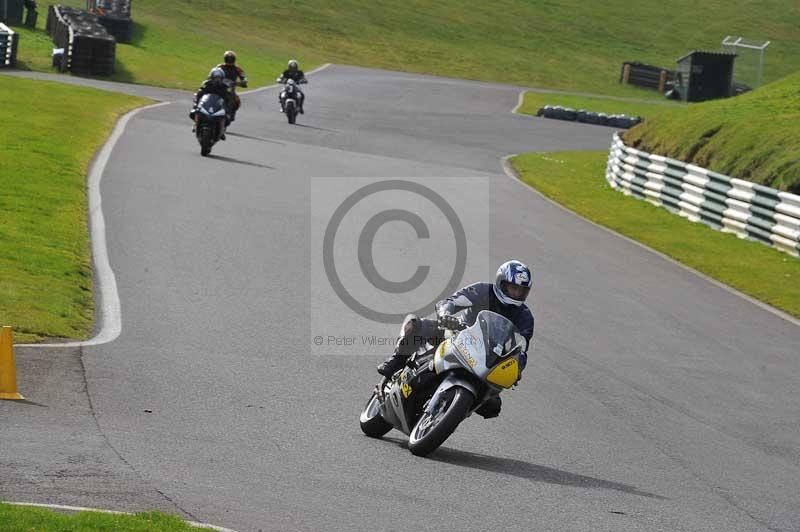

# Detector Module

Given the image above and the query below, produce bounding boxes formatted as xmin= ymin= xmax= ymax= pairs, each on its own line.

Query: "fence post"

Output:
xmin=658 ymin=70 xmax=667 ymax=93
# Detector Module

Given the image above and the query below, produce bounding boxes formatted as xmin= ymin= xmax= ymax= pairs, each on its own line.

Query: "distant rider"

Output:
xmin=376 ymin=260 xmax=535 ymax=419
xmin=277 ymin=59 xmax=307 ymax=113
xmin=216 ymin=50 xmax=248 ymax=121
xmin=190 ymin=67 xmax=233 ymax=140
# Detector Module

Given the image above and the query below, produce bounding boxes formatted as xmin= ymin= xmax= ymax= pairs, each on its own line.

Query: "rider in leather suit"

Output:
xmin=216 ymin=50 xmax=248 ymax=121
xmin=190 ymin=67 xmax=233 ymax=139
xmin=277 ymin=59 xmax=307 ymax=113
xmin=377 ymin=260 xmax=535 ymax=418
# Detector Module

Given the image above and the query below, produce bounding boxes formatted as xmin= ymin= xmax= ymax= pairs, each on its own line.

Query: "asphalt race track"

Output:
xmin=2 ymin=65 xmax=800 ymax=532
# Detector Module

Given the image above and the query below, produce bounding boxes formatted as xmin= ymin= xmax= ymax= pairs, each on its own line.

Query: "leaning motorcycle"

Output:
xmin=278 ymin=78 xmax=306 ymax=125
xmin=359 ymin=310 xmax=526 ymax=456
xmin=193 ymin=94 xmax=227 ymax=156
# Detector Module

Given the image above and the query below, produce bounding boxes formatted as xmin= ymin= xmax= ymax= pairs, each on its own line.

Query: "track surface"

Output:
xmin=2 ymin=65 xmax=800 ymax=532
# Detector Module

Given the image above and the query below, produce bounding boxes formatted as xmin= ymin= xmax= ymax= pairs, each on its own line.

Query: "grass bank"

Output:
xmin=10 ymin=0 xmax=800 ymax=94
xmin=0 ymin=76 xmax=148 ymax=343
xmin=510 ymin=151 xmax=800 ymax=318
xmin=0 ymin=503 xmax=203 ymax=531
xmin=624 ymin=71 xmax=800 ymax=192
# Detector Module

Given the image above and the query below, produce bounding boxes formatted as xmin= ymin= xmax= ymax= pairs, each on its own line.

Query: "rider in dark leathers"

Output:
xmin=277 ymin=59 xmax=307 ymax=113
xmin=377 ymin=260 xmax=535 ymax=418
xmin=190 ymin=68 xmax=233 ymax=139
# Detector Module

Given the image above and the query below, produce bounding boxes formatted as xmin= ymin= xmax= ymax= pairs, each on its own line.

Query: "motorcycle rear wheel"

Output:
xmin=408 ymin=386 xmax=473 ymax=457
xmin=360 ymin=391 xmax=392 ymax=438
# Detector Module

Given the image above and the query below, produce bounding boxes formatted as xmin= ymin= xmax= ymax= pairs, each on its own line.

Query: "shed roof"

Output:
xmin=677 ymin=50 xmax=737 ymax=63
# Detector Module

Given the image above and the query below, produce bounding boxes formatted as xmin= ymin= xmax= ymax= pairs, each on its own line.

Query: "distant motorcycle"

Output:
xmin=192 ymin=94 xmax=227 ymax=156
xmin=359 ymin=310 xmax=526 ymax=456
xmin=277 ymin=78 xmax=306 ymax=124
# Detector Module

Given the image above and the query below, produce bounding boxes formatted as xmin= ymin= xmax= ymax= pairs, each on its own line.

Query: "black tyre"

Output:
xmin=408 ymin=386 xmax=473 ymax=457
xmin=199 ymin=128 xmax=213 ymax=156
xmin=286 ymin=100 xmax=296 ymax=124
xmin=359 ymin=391 xmax=392 ymax=438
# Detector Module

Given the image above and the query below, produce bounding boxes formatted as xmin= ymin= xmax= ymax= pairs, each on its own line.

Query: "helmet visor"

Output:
xmin=502 ymin=282 xmax=530 ymax=302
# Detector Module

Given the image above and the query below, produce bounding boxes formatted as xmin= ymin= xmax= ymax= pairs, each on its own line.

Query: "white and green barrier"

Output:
xmin=606 ymin=133 xmax=800 ymax=257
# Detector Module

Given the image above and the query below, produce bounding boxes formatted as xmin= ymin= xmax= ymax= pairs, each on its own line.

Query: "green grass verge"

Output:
xmin=511 ymin=151 xmax=800 ymax=317
xmin=624 ymin=71 xmax=800 ymax=192
xmin=0 ymin=76 xmax=148 ymax=343
xmin=517 ymin=91 xmax=684 ymax=119
xmin=10 ymin=0 xmax=800 ymax=95
xmin=10 ymin=1 xmax=296 ymax=91
xmin=0 ymin=503 xmax=201 ymax=531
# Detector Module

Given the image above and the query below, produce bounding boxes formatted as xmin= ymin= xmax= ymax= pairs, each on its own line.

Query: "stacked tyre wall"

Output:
xmin=86 ymin=0 xmax=132 ymax=43
xmin=606 ymin=133 xmax=800 ymax=257
xmin=47 ymin=5 xmax=115 ymax=75
xmin=0 ymin=22 xmax=18 ymax=67
xmin=537 ymin=106 xmax=641 ymax=129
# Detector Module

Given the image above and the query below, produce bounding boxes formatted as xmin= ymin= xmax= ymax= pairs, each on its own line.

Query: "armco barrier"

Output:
xmin=606 ymin=133 xmax=800 ymax=257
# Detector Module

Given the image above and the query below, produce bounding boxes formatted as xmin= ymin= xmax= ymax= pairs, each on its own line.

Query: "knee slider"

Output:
xmin=400 ymin=314 xmax=420 ymax=337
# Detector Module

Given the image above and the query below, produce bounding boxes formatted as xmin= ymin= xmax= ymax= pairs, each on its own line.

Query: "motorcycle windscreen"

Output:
xmin=199 ymin=94 xmax=225 ymax=114
xmin=475 ymin=310 xmax=525 ymax=369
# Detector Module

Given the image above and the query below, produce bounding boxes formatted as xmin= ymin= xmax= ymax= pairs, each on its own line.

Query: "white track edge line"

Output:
xmin=19 ymin=101 xmax=171 ymax=348
xmin=4 ymin=502 xmax=238 ymax=532
xmin=499 ymin=154 xmax=800 ymax=329
xmin=19 ymin=66 xmax=333 ymax=348
xmin=511 ymin=90 xmax=526 ymax=114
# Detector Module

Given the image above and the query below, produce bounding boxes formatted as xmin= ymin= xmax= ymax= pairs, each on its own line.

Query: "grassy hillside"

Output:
xmin=624 ymin=71 xmax=800 ymax=192
xmin=11 ymin=0 xmax=800 ymax=94
xmin=0 ymin=76 xmax=147 ymax=342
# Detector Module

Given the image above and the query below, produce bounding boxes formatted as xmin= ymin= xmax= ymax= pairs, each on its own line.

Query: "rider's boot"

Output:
xmin=475 ymin=396 xmax=502 ymax=419
xmin=377 ymin=353 xmax=409 ymax=377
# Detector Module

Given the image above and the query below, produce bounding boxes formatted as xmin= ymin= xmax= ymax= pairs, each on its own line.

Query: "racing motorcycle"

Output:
xmin=192 ymin=93 xmax=227 ymax=156
xmin=277 ymin=78 xmax=306 ymax=124
xmin=359 ymin=310 xmax=526 ymax=456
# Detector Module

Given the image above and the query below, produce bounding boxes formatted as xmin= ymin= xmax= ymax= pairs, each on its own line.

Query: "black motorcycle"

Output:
xmin=193 ymin=94 xmax=228 ymax=156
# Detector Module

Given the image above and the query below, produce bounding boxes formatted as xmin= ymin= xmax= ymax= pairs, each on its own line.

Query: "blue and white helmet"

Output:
xmin=493 ymin=260 xmax=532 ymax=306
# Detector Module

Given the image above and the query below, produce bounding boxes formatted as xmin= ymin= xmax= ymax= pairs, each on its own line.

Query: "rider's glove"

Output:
xmin=437 ymin=314 xmax=462 ymax=331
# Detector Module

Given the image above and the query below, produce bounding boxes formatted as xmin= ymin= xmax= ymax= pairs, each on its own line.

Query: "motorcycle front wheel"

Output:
xmin=359 ymin=391 xmax=392 ymax=438
xmin=408 ymin=386 xmax=473 ymax=457
xmin=286 ymin=100 xmax=297 ymax=124
xmin=199 ymin=127 xmax=213 ymax=156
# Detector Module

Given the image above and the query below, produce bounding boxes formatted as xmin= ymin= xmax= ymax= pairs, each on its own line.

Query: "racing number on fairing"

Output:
xmin=401 ymin=383 xmax=413 ymax=398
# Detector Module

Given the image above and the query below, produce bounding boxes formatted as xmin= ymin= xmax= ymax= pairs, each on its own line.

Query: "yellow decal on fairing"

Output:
xmin=401 ymin=383 xmax=413 ymax=398
xmin=433 ymin=340 xmax=449 ymax=374
xmin=486 ymin=358 xmax=519 ymax=389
